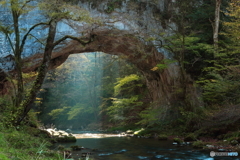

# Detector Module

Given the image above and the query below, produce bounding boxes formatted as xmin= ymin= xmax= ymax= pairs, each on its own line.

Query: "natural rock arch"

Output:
xmin=19 ymin=29 xmax=199 ymax=120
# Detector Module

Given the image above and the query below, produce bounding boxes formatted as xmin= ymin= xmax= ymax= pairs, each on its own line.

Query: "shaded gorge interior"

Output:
xmin=35 ymin=52 xmax=146 ymax=130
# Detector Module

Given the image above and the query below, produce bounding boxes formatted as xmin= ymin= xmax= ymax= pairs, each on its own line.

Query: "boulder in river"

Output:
xmin=43 ymin=128 xmax=76 ymax=142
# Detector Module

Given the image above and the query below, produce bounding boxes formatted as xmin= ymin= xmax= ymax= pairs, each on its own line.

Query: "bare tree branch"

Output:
xmin=6 ymin=33 xmax=15 ymax=53
xmin=53 ymin=34 xmax=96 ymax=47
xmin=19 ymin=0 xmax=32 ymax=13
xmin=28 ymin=33 xmax=45 ymax=45
xmin=20 ymin=22 xmax=49 ymax=53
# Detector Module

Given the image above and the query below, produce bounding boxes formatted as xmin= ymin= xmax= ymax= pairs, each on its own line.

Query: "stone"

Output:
xmin=206 ymin=144 xmax=214 ymax=148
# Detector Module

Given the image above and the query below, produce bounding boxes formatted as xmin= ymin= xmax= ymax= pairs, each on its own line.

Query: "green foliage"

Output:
xmin=36 ymin=53 xmax=142 ymax=128
xmin=158 ymin=134 xmax=168 ymax=140
xmin=198 ymin=52 xmax=240 ymax=105
xmin=165 ymin=34 xmax=213 ymax=60
xmin=39 ymin=0 xmax=95 ymax=23
xmin=136 ymin=107 xmax=162 ymax=126
xmin=224 ymin=131 xmax=240 ymax=140
xmin=67 ymin=104 xmax=84 ymax=120
xmin=174 ymin=106 xmax=207 ymax=132
xmin=48 ymin=107 xmax=70 ymax=120
xmin=0 ymin=99 xmax=58 ymax=158
xmin=173 ymin=138 xmax=183 ymax=144
xmin=114 ymin=74 xmax=142 ymax=96
xmin=0 ymin=0 xmax=99 ymax=126
xmin=0 ymin=154 xmax=9 ymax=160
xmin=105 ymin=0 xmax=122 ymax=13
xmin=0 ymin=124 xmax=61 ymax=159
xmin=109 ymin=96 xmax=140 ymax=110
xmin=223 ymin=0 xmax=240 ymax=44
xmin=107 ymin=95 xmax=143 ymax=122
xmin=56 ymin=136 xmax=76 ymax=142
xmin=162 ymin=31 xmax=214 ymax=79
xmin=0 ymin=95 xmax=19 ymax=127
xmin=186 ymin=0 xmax=215 ymax=42
xmin=106 ymin=74 xmax=144 ymax=124
xmin=151 ymin=59 xmax=176 ymax=71
xmin=192 ymin=140 xmax=205 ymax=148
xmin=201 ymin=78 xmax=240 ymax=104
xmin=197 ymin=0 xmax=240 ymax=106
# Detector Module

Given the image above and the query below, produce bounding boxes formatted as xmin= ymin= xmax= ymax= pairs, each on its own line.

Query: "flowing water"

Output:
xmin=57 ymin=131 xmax=240 ymax=160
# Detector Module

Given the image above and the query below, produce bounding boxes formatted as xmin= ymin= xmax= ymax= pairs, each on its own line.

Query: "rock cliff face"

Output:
xmin=77 ymin=0 xmax=177 ymax=33
xmin=0 ymin=0 xmax=201 ymax=119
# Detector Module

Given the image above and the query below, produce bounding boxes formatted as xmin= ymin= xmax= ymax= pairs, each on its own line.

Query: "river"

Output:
xmin=57 ymin=131 xmax=240 ymax=160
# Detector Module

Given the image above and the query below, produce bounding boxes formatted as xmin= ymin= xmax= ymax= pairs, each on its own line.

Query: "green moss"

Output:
xmin=173 ymin=138 xmax=183 ymax=144
xmin=158 ymin=134 xmax=168 ymax=140
xmin=192 ymin=141 xmax=205 ymax=148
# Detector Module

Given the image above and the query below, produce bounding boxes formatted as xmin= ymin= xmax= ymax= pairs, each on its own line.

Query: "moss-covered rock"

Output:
xmin=70 ymin=145 xmax=82 ymax=151
xmin=192 ymin=140 xmax=205 ymax=148
xmin=56 ymin=136 xmax=76 ymax=142
xmin=158 ymin=134 xmax=168 ymax=140
xmin=173 ymin=138 xmax=183 ymax=144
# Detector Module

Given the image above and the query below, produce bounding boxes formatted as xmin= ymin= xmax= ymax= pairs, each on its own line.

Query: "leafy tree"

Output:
xmin=106 ymin=74 xmax=145 ymax=125
xmin=200 ymin=0 xmax=240 ymax=105
xmin=0 ymin=0 xmax=95 ymax=125
xmin=223 ymin=0 xmax=240 ymax=54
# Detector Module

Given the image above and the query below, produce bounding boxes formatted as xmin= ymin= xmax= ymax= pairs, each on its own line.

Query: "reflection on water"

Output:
xmin=58 ymin=132 xmax=240 ymax=160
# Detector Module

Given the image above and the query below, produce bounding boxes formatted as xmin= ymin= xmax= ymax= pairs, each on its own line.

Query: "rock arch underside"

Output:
xmin=18 ymin=28 xmax=200 ymax=120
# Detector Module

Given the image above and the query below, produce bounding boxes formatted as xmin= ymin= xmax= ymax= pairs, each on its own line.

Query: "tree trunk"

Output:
xmin=11 ymin=1 xmax=24 ymax=108
xmin=16 ymin=20 xmax=57 ymax=125
xmin=213 ymin=0 xmax=221 ymax=57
